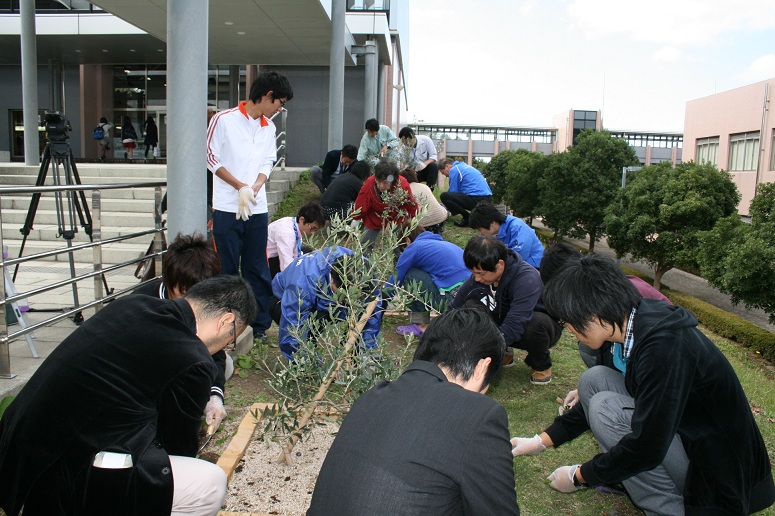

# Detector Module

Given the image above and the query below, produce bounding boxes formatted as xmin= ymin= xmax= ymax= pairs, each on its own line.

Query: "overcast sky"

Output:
xmin=406 ymin=0 xmax=775 ymax=132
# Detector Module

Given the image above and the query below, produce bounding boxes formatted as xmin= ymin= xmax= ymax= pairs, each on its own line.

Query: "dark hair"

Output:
xmin=341 ymin=145 xmax=358 ymax=160
xmin=122 ymin=116 xmax=134 ymax=127
xmin=364 ymin=118 xmax=380 ymax=132
xmin=99 ymin=116 xmax=108 ymax=124
xmin=398 ymin=126 xmax=415 ymax=140
xmin=162 ymin=233 xmax=221 ymax=296
xmin=414 ymin=308 xmax=505 ymax=386
xmin=249 ymin=71 xmax=294 ymax=103
xmin=400 ymin=168 xmax=418 ymax=183
xmin=297 ymin=202 xmax=325 ymax=227
xmin=374 ymin=158 xmax=399 ymax=183
xmin=145 ymin=115 xmax=155 ymax=125
xmin=437 ymin=157 xmax=455 ymax=169
xmin=539 ymin=242 xmax=582 ymax=285
xmin=463 ymin=235 xmax=508 ymax=271
xmin=186 ymin=275 xmax=258 ymax=328
xmin=468 ymin=202 xmax=506 ymax=229
xmin=348 ymin=160 xmax=371 ymax=181
xmin=407 ymin=225 xmax=425 ymax=243
xmin=543 ymin=253 xmax=641 ymax=336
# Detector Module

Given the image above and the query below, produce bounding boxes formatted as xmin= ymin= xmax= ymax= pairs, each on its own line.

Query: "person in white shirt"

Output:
xmin=399 ymin=127 xmax=439 ymax=189
xmin=206 ymin=71 xmax=293 ymax=343
xmin=267 ymin=202 xmax=325 ymax=278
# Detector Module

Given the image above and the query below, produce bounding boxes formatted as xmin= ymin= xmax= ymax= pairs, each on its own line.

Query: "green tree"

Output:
xmin=504 ymin=149 xmax=545 ymax=224
xmin=698 ymin=182 xmax=775 ymax=323
xmin=605 ymin=161 xmax=740 ymax=290
xmin=540 ymin=130 xmax=639 ymax=251
xmin=482 ymin=150 xmax=516 ymax=203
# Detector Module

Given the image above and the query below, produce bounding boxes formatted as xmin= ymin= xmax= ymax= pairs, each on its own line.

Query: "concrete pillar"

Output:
xmin=20 ymin=0 xmax=39 ymax=166
xmin=467 ymin=136 xmax=473 ymax=165
xmin=363 ymin=40 xmax=377 ymax=121
xmin=166 ymin=0 xmax=209 ymax=239
xmin=327 ymin=0 xmax=345 ymax=150
xmin=377 ymin=64 xmax=385 ymax=125
xmin=229 ymin=65 xmax=240 ymax=107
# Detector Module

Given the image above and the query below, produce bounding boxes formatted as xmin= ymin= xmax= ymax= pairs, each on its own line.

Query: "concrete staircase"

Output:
xmin=0 ymin=162 xmax=304 ymax=268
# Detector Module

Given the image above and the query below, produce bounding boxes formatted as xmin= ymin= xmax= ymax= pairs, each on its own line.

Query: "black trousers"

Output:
xmin=417 ymin=162 xmax=439 ymax=189
xmin=439 ymin=193 xmax=492 ymax=224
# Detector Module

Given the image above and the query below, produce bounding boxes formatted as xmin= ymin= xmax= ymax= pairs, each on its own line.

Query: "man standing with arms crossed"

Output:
xmin=207 ymin=71 xmax=293 ymax=342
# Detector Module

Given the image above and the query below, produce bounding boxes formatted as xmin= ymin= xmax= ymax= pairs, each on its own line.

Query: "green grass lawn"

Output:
xmin=270 ymin=170 xmax=775 ymax=515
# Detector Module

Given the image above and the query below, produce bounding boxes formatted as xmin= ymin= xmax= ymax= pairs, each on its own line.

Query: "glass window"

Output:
xmin=728 ymin=132 xmax=759 ymax=171
xmin=695 ymin=137 xmax=719 ymax=166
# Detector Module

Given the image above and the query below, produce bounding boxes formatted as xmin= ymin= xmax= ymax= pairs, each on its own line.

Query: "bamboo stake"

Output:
xmin=278 ymin=296 xmax=380 ymax=465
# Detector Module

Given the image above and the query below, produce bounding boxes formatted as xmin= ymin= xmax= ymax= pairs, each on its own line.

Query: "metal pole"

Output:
xmin=363 ymin=40 xmax=377 ymax=121
xmin=327 ymin=0 xmax=346 ymax=150
xmin=20 ymin=0 xmax=40 ymax=166
xmin=167 ymin=0 xmax=209 ymax=239
xmin=0 ymin=201 xmax=15 ymax=378
xmin=91 ymin=190 xmax=104 ymax=313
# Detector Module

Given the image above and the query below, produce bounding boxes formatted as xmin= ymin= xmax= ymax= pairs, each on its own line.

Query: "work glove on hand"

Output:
xmin=547 ymin=464 xmax=582 ymax=493
xmin=204 ymin=395 xmax=227 ymax=433
xmin=236 ymin=186 xmax=256 ymax=221
xmin=511 ymin=434 xmax=546 ymax=456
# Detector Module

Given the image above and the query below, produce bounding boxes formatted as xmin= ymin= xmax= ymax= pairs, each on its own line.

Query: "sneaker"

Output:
xmin=530 ymin=368 xmax=552 ymax=385
xmin=502 ymin=347 xmax=515 ymax=367
xmin=253 ymin=331 xmax=268 ymax=344
xmin=396 ymin=324 xmax=424 ymax=337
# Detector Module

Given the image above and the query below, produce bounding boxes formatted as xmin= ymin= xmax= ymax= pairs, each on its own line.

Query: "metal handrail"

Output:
xmin=0 ymin=181 xmax=166 ymax=378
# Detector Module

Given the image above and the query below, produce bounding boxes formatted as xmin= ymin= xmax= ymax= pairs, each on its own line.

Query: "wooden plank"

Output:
xmin=216 ymin=402 xmax=277 ymax=482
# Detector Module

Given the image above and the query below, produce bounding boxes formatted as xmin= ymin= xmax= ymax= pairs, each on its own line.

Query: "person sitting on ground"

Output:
xmin=451 ymin=235 xmax=562 ymax=385
xmin=398 ymin=126 xmax=439 ymax=189
xmin=400 ymin=168 xmax=448 ymax=234
xmin=353 ymin=158 xmax=417 ymax=253
xmin=394 ymin=225 xmax=471 ymax=337
xmin=468 ymin=201 xmax=544 ymax=268
xmin=438 ymin=157 xmax=492 ymax=227
xmin=319 ymin=160 xmax=371 ymax=221
xmin=269 ymin=246 xmax=383 ymax=360
xmin=131 ymin=233 xmax=231 ymax=433
xmin=266 ymin=202 xmax=325 ymax=278
xmin=357 ymin=118 xmax=399 ymax=163
xmin=511 ymin=253 xmax=775 ymax=515
xmin=310 ymin=145 xmax=358 ymax=194
xmin=308 ymin=308 xmax=520 ymax=515
xmin=0 ymin=276 xmax=257 ymax=515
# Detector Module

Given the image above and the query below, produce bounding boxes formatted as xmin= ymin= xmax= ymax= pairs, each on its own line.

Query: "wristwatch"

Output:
xmin=572 ymin=465 xmax=589 ymax=488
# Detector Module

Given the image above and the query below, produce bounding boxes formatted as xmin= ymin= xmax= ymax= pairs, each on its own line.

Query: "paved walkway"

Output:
xmin=533 ymin=220 xmax=775 ymax=334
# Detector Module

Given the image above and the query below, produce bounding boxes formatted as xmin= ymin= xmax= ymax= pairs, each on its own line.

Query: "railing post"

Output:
xmin=91 ymin=190 xmax=104 ymax=313
xmin=153 ymin=187 xmax=164 ymax=274
xmin=0 ymin=200 xmax=15 ymax=379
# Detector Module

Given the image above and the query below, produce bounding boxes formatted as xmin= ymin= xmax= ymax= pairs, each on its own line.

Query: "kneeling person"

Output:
xmin=309 ymin=308 xmax=520 ymax=515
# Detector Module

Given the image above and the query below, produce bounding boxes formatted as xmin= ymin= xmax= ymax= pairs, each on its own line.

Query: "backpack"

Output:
xmin=92 ymin=125 xmax=105 ymax=140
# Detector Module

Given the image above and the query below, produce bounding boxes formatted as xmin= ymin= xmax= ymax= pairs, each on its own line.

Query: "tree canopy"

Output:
xmin=540 ymin=129 xmax=639 ymax=251
xmin=605 ymin=161 xmax=740 ymax=289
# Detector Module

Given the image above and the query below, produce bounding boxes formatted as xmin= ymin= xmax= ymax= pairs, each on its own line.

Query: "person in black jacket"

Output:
xmin=132 ymin=233 xmax=230 ymax=432
xmin=0 ymin=276 xmax=257 ymax=516
xmin=143 ymin=115 xmax=159 ymax=160
xmin=451 ymin=235 xmax=562 ymax=385
xmin=511 ymin=254 xmax=775 ymax=515
xmin=319 ymin=160 xmax=370 ymax=220
xmin=310 ymin=145 xmax=358 ymax=193
xmin=309 ymin=308 xmax=520 ymax=515
xmin=121 ymin=116 xmax=138 ymax=160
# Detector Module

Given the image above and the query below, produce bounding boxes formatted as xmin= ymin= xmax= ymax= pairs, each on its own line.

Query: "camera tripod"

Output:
xmin=14 ymin=139 xmax=112 ymax=325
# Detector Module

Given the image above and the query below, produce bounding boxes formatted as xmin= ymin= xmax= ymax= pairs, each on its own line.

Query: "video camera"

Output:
xmin=44 ymin=111 xmax=72 ymax=143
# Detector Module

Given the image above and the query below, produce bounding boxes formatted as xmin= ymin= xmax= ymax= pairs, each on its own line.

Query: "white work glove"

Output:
xmin=236 ymin=186 xmax=256 ymax=221
xmin=415 ymin=161 xmax=427 ymax=172
xmin=511 ymin=434 xmax=547 ymax=456
xmin=558 ymin=389 xmax=580 ymax=416
xmin=547 ymin=464 xmax=582 ymax=493
xmin=204 ymin=395 xmax=227 ymax=433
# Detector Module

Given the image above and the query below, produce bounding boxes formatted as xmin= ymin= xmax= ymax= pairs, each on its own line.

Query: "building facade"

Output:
xmin=683 ymin=78 xmax=775 ymax=215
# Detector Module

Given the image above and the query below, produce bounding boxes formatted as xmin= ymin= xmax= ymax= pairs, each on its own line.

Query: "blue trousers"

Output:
xmin=212 ymin=210 xmax=272 ymax=333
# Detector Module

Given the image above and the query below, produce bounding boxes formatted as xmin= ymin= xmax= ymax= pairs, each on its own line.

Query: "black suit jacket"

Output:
xmin=308 ymin=361 xmax=520 ymax=515
xmin=320 ymin=149 xmax=351 ymax=189
xmin=0 ymin=295 xmax=217 ymax=515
